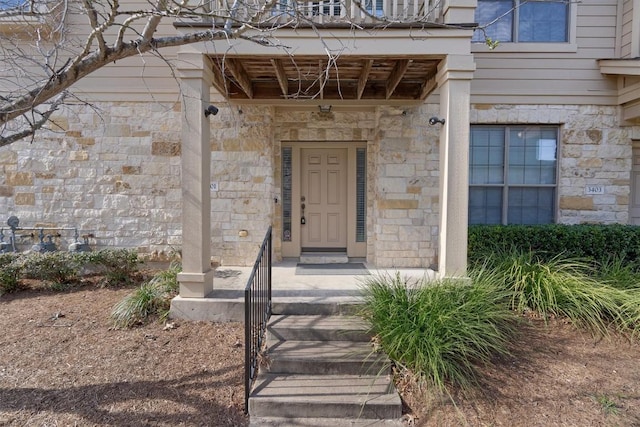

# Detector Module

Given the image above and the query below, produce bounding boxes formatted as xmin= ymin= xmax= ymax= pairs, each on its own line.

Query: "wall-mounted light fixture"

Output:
xmin=428 ymin=116 xmax=445 ymax=126
xmin=318 ymin=105 xmax=332 ymax=113
xmin=204 ymin=105 xmax=219 ymax=117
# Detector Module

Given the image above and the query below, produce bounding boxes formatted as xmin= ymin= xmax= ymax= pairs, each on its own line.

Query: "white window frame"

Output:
xmin=471 ymin=0 xmax=578 ymax=53
xmin=469 ymin=125 xmax=559 ymax=225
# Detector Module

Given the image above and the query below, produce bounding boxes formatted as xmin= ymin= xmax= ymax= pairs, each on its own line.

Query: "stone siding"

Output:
xmin=0 ymin=101 xmax=633 ymax=267
xmin=470 ymin=104 xmax=631 ymax=224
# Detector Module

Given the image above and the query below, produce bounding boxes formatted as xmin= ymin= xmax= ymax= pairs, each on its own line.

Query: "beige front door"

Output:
xmin=301 ymin=148 xmax=348 ymax=250
xmin=631 ymin=147 xmax=640 ymax=225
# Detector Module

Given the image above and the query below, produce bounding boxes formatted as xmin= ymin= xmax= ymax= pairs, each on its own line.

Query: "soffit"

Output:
xmin=208 ymin=55 xmax=440 ymax=102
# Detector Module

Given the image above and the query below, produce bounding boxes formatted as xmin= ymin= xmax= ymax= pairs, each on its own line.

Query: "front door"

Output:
xmin=300 ymin=148 xmax=348 ymax=250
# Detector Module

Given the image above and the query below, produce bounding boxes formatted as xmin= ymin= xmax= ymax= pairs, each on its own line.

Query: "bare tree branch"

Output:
xmin=0 ymin=0 xmax=480 ymax=145
xmin=0 ymin=92 xmax=67 ymax=147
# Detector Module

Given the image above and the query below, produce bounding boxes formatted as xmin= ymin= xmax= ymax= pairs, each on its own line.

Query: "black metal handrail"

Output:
xmin=244 ymin=226 xmax=272 ymax=413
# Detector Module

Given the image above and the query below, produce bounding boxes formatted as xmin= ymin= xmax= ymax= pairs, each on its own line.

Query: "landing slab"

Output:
xmin=169 ymin=260 xmax=435 ymax=322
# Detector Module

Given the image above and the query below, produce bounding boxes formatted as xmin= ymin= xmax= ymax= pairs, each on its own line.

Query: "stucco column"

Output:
xmin=436 ymin=54 xmax=475 ymax=278
xmin=176 ymin=52 xmax=214 ymax=298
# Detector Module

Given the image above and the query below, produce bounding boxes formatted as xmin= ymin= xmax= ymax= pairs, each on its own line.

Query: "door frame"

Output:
xmin=281 ymin=141 xmax=367 ymax=258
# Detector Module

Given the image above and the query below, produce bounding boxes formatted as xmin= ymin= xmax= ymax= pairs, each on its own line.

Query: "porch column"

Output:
xmin=176 ymin=52 xmax=214 ymax=297
xmin=436 ymin=54 xmax=475 ymax=278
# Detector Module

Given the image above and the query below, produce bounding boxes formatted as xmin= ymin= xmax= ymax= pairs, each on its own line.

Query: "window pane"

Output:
xmin=0 ymin=0 xmax=27 ymax=8
xmin=282 ymin=147 xmax=292 ymax=241
xmin=356 ymin=148 xmax=367 ymax=243
xmin=518 ymin=1 xmax=568 ymax=42
xmin=508 ymin=127 xmax=557 ymax=185
xmin=472 ymin=0 xmax=514 ymax=42
xmin=508 ymin=187 xmax=555 ymax=224
xmin=470 ymin=127 xmax=505 ymax=184
xmin=469 ymin=187 xmax=503 ymax=224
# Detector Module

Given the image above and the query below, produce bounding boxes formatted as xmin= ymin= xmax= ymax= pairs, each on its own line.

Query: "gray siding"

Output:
xmin=471 ymin=0 xmax=619 ymax=105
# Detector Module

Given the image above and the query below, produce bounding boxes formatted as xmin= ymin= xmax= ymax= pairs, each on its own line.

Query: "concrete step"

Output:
xmin=248 ymin=374 xmax=402 ymax=420
xmin=272 ymin=300 xmax=363 ymax=316
xmin=250 ymin=416 xmax=405 ymax=426
xmin=299 ymin=252 xmax=349 ymax=264
xmin=266 ymin=340 xmax=389 ymax=376
xmin=268 ymin=315 xmax=372 ymax=342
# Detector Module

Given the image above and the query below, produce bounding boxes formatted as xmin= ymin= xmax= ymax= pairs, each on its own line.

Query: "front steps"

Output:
xmin=248 ymin=313 xmax=403 ymax=426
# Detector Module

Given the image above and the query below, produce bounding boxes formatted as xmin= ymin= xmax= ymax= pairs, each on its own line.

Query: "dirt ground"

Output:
xmin=1 ymin=279 xmax=639 ymax=427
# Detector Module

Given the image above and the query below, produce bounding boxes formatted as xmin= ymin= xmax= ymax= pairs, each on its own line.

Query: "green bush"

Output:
xmin=111 ymin=262 xmax=181 ymax=328
xmin=0 ymin=253 xmax=22 ymax=294
xmin=20 ymin=251 xmax=83 ymax=286
xmin=359 ymin=273 xmax=517 ymax=392
xmin=469 ymin=224 xmax=640 ymax=266
xmin=84 ymin=249 xmax=142 ymax=287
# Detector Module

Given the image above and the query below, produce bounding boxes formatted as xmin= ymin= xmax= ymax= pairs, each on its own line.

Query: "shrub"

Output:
xmin=20 ymin=251 xmax=83 ymax=287
xmin=469 ymin=224 xmax=640 ymax=266
xmin=359 ymin=273 xmax=517 ymax=392
xmin=479 ymin=250 xmax=640 ymax=338
xmin=111 ymin=262 xmax=181 ymax=328
xmin=85 ymin=249 xmax=142 ymax=287
xmin=596 ymin=255 xmax=640 ymax=290
xmin=0 ymin=253 xmax=22 ymax=294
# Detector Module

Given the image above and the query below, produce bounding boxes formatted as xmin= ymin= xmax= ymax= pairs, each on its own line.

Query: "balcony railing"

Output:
xmin=209 ymin=0 xmax=443 ymax=27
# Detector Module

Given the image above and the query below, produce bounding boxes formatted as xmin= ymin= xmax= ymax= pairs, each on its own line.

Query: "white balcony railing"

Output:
xmin=208 ymin=0 xmax=443 ymax=27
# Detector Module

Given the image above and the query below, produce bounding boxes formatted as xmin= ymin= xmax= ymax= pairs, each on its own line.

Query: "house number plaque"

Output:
xmin=584 ymin=186 xmax=604 ymax=195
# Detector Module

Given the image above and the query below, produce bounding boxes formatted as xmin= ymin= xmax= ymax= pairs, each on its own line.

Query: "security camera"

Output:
xmin=204 ymin=105 xmax=219 ymax=117
xmin=429 ymin=116 xmax=445 ymax=126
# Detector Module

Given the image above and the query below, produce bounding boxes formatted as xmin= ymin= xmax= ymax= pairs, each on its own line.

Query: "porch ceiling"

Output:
xmin=208 ymin=55 xmax=441 ymax=102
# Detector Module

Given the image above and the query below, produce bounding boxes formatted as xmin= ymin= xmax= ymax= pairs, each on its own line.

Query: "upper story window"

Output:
xmin=472 ymin=0 xmax=569 ymax=43
xmin=469 ymin=125 xmax=558 ymax=225
xmin=0 ymin=0 xmax=28 ymax=10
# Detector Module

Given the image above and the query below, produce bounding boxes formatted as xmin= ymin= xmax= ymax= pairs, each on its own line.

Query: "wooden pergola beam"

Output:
xmin=271 ymin=59 xmax=289 ymax=98
xmin=357 ymin=59 xmax=373 ymax=100
xmin=226 ymin=59 xmax=254 ymax=99
xmin=386 ymin=59 xmax=411 ymax=100
xmin=209 ymin=60 xmax=228 ymax=98
xmin=419 ymin=74 xmax=438 ymax=100
xmin=318 ymin=60 xmax=326 ymax=100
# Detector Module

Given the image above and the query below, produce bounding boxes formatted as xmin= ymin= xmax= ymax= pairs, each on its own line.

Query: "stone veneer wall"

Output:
xmin=0 ymin=101 xmax=633 ymax=267
xmin=273 ymin=105 xmax=441 ymax=268
xmin=373 ymin=106 xmax=441 ymax=268
xmin=470 ymin=104 xmax=632 ymax=224
xmin=209 ymin=104 xmax=275 ymax=266
xmin=0 ymin=101 xmax=277 ymax=265
xmin=0 ymin=101 xmax=184 ymax=259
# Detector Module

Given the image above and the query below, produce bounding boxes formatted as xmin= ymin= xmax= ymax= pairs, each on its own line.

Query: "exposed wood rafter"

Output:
xmin=210 ymin=61 xmax=228 ymax=98
xmin=357 ymin=59 xmax=373 ymax=100
xmin=226 ymin=59 xmax=254 ymax=99
xmin=271 ymin=59 xmax=289 ymax=98
xmin=386 ymin=59 xmax=411 ymax=100
xmin=318 ymin=60 xmax=326 ymax=100
xmin=420 ymin=74 xmax=437 ymax=100
xmin=208 ymin=55 xmax=440 ymax=102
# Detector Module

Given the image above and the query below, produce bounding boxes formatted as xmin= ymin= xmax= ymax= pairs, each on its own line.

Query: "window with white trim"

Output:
xmin=469 ymin=125 xmax=558 ymax=225
xmin=472 ymin=0 xmax=569 ymax=43
xmin=0 ymin=0 xmax=28 ymax=10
